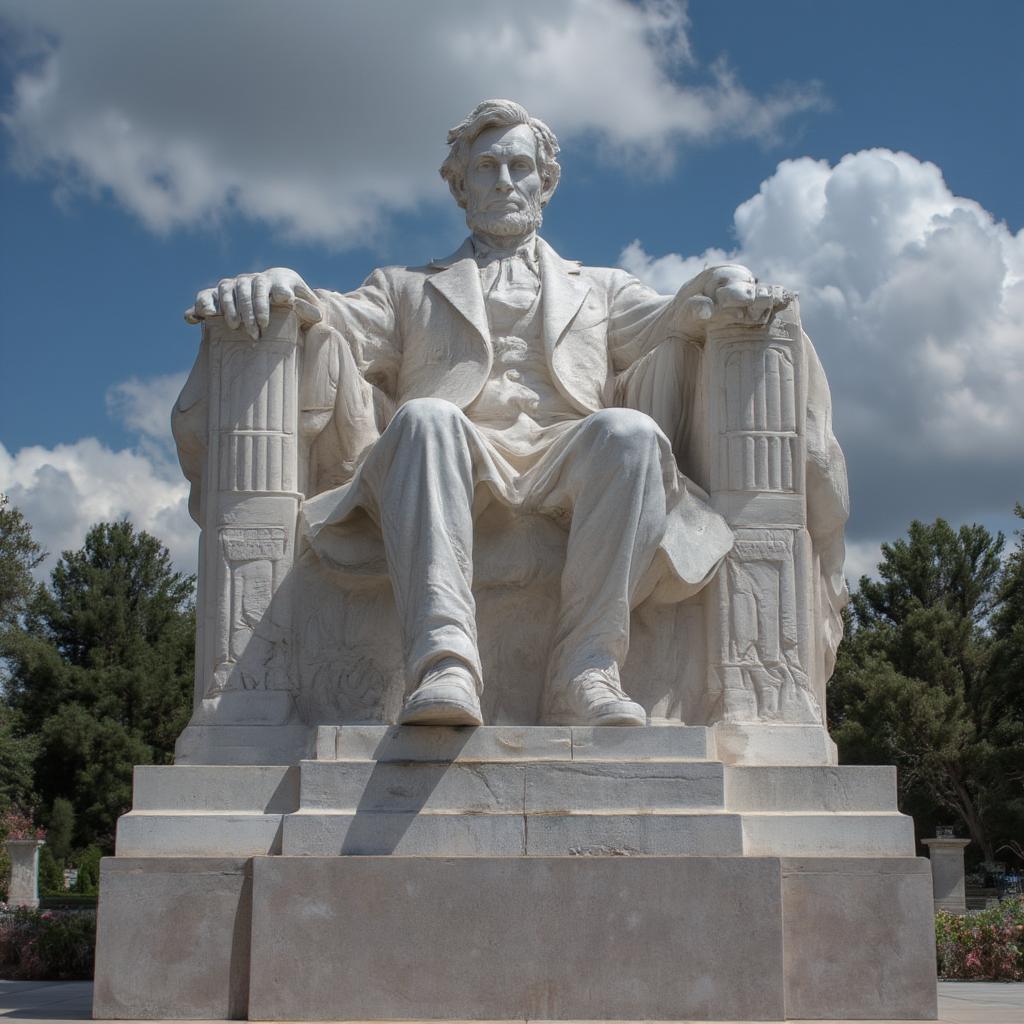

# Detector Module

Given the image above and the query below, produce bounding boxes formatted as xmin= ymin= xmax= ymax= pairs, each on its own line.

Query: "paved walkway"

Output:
xmin=0 ymin=979 xmax=1021 ymax=1023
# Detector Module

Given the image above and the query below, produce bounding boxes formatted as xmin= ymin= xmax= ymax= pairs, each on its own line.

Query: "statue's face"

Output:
xmin=464 ymin=123 xmax=545 ymax=237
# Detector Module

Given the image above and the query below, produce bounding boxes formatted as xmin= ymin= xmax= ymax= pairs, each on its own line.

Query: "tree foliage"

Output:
xmin=1 ymin=521 xmax=195 ymax=849
xmin=0 ymin=494 xmax=45 ymax=628
xmin=829 ymin=514 xmax=1024 ymax=864
xmin=0 ymin=497 xmax=43 ymax=814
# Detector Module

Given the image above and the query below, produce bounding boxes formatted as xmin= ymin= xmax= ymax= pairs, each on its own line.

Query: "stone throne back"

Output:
xmin=170 ymin=291 xmax=849 ymax=767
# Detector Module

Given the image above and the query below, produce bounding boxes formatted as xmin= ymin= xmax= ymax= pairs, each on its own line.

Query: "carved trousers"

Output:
xmin=352 ymin=397 xmax=677 ymax=694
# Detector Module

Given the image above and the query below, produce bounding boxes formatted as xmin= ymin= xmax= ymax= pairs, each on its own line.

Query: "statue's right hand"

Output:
xmin=184 ymin=267 xmax=322 ymax=338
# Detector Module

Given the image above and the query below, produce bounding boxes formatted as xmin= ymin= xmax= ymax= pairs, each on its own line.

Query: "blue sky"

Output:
xmin=1 ymin=0 xmax=1022 ymax=578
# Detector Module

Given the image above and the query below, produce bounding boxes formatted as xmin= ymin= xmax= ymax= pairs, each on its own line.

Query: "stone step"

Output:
xmin=724 ymin=764 xmax=899 ymax=812
xmin=741 ymin=812 xmax=916 ymax=857
xmin=315 ymin=723 xmax=715 ymax=762
xmin=116 ymin=811 xmax=283 ymax=857
xmin=282 ymin=810 xmax=745 ymax=856
xmin=131 ymin=764 xmax=297 ymax=811
xmin=298 ymin=759 xmax=727 ymax=814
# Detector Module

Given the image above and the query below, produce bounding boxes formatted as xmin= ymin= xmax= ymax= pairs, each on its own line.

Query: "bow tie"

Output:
xmin=473 ymin=243 xmax=537 ymax=267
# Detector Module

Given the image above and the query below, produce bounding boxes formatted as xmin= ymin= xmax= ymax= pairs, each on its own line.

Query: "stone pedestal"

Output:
xmin=922 ymin=835 xmax=971 ymax=914
xmin=4 ymin=839 xmax=44 ymax=909
xmin=95 ymin=725 xmax=938 ymax=1020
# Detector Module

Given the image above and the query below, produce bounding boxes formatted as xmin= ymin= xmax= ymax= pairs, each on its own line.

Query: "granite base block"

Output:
xmin=92 ymin=857 xmax=251 ymax=1020
xmin=92 ymin=853 xmax=938 ymax=1021
xmin=248 ymin=855 xmax=786 ymax=1021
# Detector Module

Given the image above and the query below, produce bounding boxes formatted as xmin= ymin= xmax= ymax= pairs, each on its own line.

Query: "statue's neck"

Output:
xmin=471 ymin=229 xmax=538 ymax=255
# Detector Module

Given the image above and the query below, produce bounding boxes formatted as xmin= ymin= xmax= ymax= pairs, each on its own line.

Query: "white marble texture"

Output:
xmin=172 ymin=98 xmax=848 ymax=753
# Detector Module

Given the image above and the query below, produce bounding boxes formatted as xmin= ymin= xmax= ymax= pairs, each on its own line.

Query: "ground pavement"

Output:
xmin=0 ymin=979 xmax=1021 ymax=1024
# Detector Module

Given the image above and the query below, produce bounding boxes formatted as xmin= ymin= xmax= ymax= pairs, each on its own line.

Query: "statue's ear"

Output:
xmin=539 ymin=167 xmax=560 ymax=208
xmin=447 ymin=177 xmax=469 ymax=210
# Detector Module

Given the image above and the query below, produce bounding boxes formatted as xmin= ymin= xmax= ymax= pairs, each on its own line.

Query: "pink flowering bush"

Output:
xmin=935 ymin=896 xmax=1024 ymax=981
xmin=0 ymin=906 xmax=95 ymax=980
xmin=1 ymin=807 xmax=45 ymax=841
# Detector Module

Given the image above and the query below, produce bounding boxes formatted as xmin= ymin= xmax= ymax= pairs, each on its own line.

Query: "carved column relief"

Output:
xmin=196 ymin=310 xmax=302 ymax=701
xmin=703 ymin=306 xmax=821 ymax=725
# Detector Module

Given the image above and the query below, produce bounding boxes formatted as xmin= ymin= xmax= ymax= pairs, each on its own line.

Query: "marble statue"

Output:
xmin=175 ymin=98 xmax=849 ymax=745
xmin=96 ymin=102 xmax=940 ymax=1024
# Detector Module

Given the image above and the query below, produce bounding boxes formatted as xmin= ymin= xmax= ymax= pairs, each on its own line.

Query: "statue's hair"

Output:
xmin=440 ymin=98 xmax=560 ymax=209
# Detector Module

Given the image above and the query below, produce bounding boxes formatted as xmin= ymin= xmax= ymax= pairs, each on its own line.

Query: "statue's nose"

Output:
xmin=495 ymin=165 xmax=513 ymax=193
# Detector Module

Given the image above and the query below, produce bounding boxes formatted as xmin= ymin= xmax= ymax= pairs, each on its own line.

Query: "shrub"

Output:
xmin=73 ymin=846 xmax=103 ymax=895
xmin=936 ymin=896 xmax=1024 ymax=980
xmin=37 ymin=846 xmax=65 ymax=896
xmin=0 ymin=906 xmax=95 ymax=980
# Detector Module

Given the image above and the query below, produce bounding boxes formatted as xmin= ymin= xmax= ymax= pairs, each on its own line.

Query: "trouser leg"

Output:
xmin=355 ymin=398 xmax=482 ymax=690
xmin=533 ymin=408 xmax=673 ymax=688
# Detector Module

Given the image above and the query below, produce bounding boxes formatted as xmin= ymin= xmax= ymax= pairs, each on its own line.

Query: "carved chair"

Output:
xmin=172 ymin=301 xmax=844 ymax=765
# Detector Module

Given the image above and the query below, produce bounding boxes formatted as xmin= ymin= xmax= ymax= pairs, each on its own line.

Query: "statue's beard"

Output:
xmin=466 ymin=196 xmax=543 ymax=238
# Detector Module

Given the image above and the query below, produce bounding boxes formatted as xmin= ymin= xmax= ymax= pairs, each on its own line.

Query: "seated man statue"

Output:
xmin=186 ymin=99 xmax=793 ymax=729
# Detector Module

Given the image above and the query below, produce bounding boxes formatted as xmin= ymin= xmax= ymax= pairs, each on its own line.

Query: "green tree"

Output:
xmin=38 ymin=844 xmax=66 ymax=895
xmin=0 ymin=497 xmax=44 ymax=813
xmin=0 ymin=494 xmax=45 ymax=627
xmin=46 ymin=797 xmax=76 ymax=864
xmin=74 ymin=844 xmax=103 ymax=895
xmin=829 ymin=516 xmax=1024 ymax=864
xmin=984 ymin=503 xmax=1024 ymax=862
xmin=2 ymin=521 xmax=195 ymax=848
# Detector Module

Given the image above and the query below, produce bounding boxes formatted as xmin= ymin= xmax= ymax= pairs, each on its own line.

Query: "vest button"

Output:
xmin=506 ymin=369 xmax=522 ymax=382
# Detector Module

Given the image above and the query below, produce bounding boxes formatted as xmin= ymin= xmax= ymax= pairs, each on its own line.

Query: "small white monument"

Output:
xmin=4 ymin=838 xmax=44 ymax=909
xmin=94 ymin=100 xmax=937 ymax=1022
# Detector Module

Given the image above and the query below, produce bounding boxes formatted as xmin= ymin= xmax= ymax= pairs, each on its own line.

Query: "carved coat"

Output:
xmin=298 ymin=236 xmax=738 ymax=601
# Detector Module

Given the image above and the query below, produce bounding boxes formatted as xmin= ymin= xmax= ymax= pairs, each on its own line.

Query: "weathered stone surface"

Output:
xmin=570 ymin=724 xmax=714 ymax=760
xmin=131 ymin=764 xmax=298 ymax=810
xmin=922 ymin=835 xmax=971 ymax=913
xmin=524 ymin=761 xmax=725 ymax=812
xmin=4 ymin=840 xmax=43 ymax=909
xmin=116 ymin=812 xmax=284 ymax=857
xmin=715 ymin=722 xmax=839 ymax=766
xmin=247 ymin=855 xmax=786 ymax=1021
xmin=524 ymin=812 xmax=743 ymax=856
xmin=282 ymin=810 xmax=744 ymax=857
xmin=725 ymin=764 xmax=898 ymax=811
xmin=92 ymin=858 xmax=251 ymax=1020
xmin=320 ymin=724 xmax=573 ymax=761
xmin=282 ymin=811 xmax=527 ymax=856
xmin=781 ymin=857 xmax=938 ymax=1020
xmin=742 ymin=812 xmax=915 ymax=857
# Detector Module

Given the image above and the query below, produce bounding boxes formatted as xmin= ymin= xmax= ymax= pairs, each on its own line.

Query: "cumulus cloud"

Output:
xmin=0 ymin=0 xmax=822 ymax=243
xmin=620 ymin=149 xmax=1024 ymax=573
xmin=0 ymin=372 xmax=197 ymax=577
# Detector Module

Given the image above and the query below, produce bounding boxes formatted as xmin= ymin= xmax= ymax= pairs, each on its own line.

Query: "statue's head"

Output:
xmin=440 ymin=99 xmax=560 ymax=238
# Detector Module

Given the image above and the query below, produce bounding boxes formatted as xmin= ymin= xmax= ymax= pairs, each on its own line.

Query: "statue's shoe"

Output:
xmin=548 ymin=666 xmax=647 ymax=727
xmin=398 ymin=660 xmax=483 ymax=726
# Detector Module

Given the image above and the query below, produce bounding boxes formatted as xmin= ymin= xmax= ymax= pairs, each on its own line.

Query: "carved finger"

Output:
xmin=192 ymin=289 xmax=218 ymax=319
xmin=253 ymin=275 xmax=271 ymax=330
xmin=293 ymin=280 xmax=318 ymax=304
xmin=269 ymin=283 xmax=295 ymax=306
xmin=183 ymin=308 xmax=202 ymax=324
xmin=235 ymin=276 xmax=259 ymax=339
xmin=218 ymin=279 xmax=240 ymax=330
xmin=294 ymin=298 xmax=324 ymax=325
xmin=681 ymin=295 xmax=714 ymax=322
xmin=715 ymin=281 xmax=756 ymax=308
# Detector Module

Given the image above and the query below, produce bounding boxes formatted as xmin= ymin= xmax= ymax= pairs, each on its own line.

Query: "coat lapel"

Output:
xmin=537 ymin=237 xmax=590 ymax=357
xmin=426 ymin=239 xmax=491 ymax=347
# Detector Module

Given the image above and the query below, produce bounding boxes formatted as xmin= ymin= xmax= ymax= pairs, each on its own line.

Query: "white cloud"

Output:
xmin=0 ymin=371 xmax=198 ymax=577
xmin=621 ymin=149 xmax=1024 ymax=548
xmin=105 ymin=371 xmax=187 ymax=466
xmin=0 ymin=438 xmax=196 ymax=576
xmin=842 ymin=539 xmax=883 ymax=585
xmin=0 ymin=0 xmax=823 ymax=244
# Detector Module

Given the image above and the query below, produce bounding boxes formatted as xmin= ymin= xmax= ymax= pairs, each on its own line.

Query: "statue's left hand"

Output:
xmin=678 ymin=264 xmax=792 ymax=331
